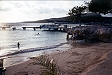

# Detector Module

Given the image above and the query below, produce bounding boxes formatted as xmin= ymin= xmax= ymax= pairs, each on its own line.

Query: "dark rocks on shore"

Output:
xmin=69 ymin=26 xmax=112 ymax=43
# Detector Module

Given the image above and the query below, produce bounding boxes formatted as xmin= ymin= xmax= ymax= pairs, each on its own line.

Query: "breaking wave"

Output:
xmin=0 ymin=42 xmax=68 ymax=57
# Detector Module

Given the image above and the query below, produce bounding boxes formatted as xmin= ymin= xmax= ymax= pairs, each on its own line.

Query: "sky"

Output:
xmin=0 ymin=0 xmax=111 ymax=23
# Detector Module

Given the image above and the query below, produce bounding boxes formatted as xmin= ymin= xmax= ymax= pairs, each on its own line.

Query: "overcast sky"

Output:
xmin=0 ymin=0 xmax=111 ymax=23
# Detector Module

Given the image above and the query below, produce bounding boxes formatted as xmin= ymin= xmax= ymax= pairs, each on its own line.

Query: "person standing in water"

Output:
xmin=17 ymin=42 xmax=20 ymax=49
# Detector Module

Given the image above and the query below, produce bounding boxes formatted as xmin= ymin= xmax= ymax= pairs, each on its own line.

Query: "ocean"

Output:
xmin=0 ymin=23 xmax=74 ymax=67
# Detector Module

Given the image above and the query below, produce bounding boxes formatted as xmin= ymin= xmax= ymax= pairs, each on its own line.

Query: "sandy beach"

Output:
xmin=5 ymin=42 xmax=112 ymax=75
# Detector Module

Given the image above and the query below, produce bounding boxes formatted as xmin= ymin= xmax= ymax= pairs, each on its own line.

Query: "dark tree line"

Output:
xmin=67 ymin=0 xmax=112 ymax=22
xmin=67 ymin=5 xmax=87 ymax=23
xmin=89 ymin=0 xmax=112 ymax=14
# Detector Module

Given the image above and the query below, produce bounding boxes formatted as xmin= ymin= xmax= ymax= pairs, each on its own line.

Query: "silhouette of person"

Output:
xmin=17 ymin=42 xmax=20 ymax=49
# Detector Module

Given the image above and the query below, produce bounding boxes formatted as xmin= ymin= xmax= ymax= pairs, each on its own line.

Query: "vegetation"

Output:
xmin=33 ymin=55 xmax=61 ymax=75
xmin=67 ymin=0 xmax=112 ymax=23
xmin=89 ymin=0 xmax=112 ymax=14
xmin=67 ymin=5 xmax=87 ymax=23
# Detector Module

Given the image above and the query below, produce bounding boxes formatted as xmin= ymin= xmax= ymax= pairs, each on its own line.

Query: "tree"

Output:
xmin=67 ymin=5 xmax=87 ymax=24
xmin=89 ymin=0 xmax=112 ymax=14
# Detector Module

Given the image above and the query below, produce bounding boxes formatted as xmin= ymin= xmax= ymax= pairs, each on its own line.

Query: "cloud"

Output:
xmin=0 ymin=7 xmax=10 ymax=11
xmin=0 ymin=2 xmax=10 ymax=11
xmin=0 ymin=0 xmax=91 ymax=22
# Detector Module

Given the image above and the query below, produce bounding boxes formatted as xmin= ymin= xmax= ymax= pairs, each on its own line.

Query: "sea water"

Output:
xmin=0 ymin=23 xmax=74 ymax=67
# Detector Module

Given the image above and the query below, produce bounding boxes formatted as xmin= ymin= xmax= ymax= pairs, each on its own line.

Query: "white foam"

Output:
xmin=0 ymin=42 xmax=68 ymax=57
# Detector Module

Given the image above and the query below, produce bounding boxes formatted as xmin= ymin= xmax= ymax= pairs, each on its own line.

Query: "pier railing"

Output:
xmin=0 ymin=26 xmax=11 ymax=30
xmin=0 ymin=24 xmax=72 ymax=32
xmin=22 ymin=26 xmax=41 ymax=30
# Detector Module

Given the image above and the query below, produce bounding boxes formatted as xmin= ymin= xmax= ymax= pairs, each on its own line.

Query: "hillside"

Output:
xmin=21 ymin=14 xmax=112 ymax=24
xmin=22 ymin=17 xmax=68 ymax=23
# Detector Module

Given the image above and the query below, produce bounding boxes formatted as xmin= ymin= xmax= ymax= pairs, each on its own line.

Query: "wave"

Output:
xmin=0 ymin=42 xmax=68 ymax=57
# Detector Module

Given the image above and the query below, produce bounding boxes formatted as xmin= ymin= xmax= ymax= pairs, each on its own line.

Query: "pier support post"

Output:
xmin=12 ymin=27 xmax=16 ymax=30
xmin=2 ymin=27 xmax=5 ymax=30
xmin=40 ymin=25 xmax=41 ymax=29
xmin=66 ymin=33 xmax=69 ymax=40
xmin=33 ymin=27 xmax=36 ymax=31
xmin=23 ymin=27 xmax=26 ymax=30
xmin=54 ymin=28 xmax=58 ymax=31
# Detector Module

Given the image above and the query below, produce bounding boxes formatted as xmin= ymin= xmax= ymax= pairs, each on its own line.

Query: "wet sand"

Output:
xmin=5 ymin=43 xmax=112 ymax=75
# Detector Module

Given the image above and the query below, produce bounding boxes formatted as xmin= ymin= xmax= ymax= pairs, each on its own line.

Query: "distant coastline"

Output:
xmin=1 ymin=14 xmax=112 ymax=24
xmin=21 ymin=17 xmax=68 ymax=23
xmin=21 ymin=14 xmax=112 ymax=24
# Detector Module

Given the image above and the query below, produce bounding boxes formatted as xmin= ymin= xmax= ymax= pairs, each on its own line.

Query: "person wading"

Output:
xmin=17 ymin=42 xmax=20 ymax=49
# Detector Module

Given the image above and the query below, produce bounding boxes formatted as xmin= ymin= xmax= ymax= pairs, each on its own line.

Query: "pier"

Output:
xmin=41 ymin=24 xmax=70 ymax=32
xmin=22 ymin=26 xmax=41 ymax=30
xmin=0 ymin=26 xmax=11 ymax=30
xmin=0 ymin=24 xmax=72 ymax=32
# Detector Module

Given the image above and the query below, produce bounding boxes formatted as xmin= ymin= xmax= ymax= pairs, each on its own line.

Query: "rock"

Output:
xmin=70 ymin=26 xmax=112 ymax=42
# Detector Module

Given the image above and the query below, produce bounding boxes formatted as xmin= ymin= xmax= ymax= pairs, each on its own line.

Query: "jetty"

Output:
xmin=22 ymin=26 xmax=41 ymax=30
xmin=19 ymin=23 xmax=71 ymax=31
xmin=0 ymin=26 xmax=11 ymax=30
xmin=0 ymin=23 xmax=71 ymax=31
xmin=41 ymin=24 xmax=70 ymax=31
xmin=21 ymin=24 xmax=69 ymax=31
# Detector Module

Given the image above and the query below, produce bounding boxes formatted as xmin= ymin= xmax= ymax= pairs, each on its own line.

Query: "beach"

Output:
xmin=0 ymin=0 xmax=111 ymax=75
xmin=5 ymin=42 xmax=112 ymax=75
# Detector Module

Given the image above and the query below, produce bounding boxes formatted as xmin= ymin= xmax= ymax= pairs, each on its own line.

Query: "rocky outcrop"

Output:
xmin=69 ymin=26 xmax=112 ymax=42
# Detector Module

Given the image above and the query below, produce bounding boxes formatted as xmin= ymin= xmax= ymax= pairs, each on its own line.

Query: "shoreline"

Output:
xmin=5 ymin=42 xmax=112 ymax=75
xmin=3 ymin=42 xmax=71 ymax=67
